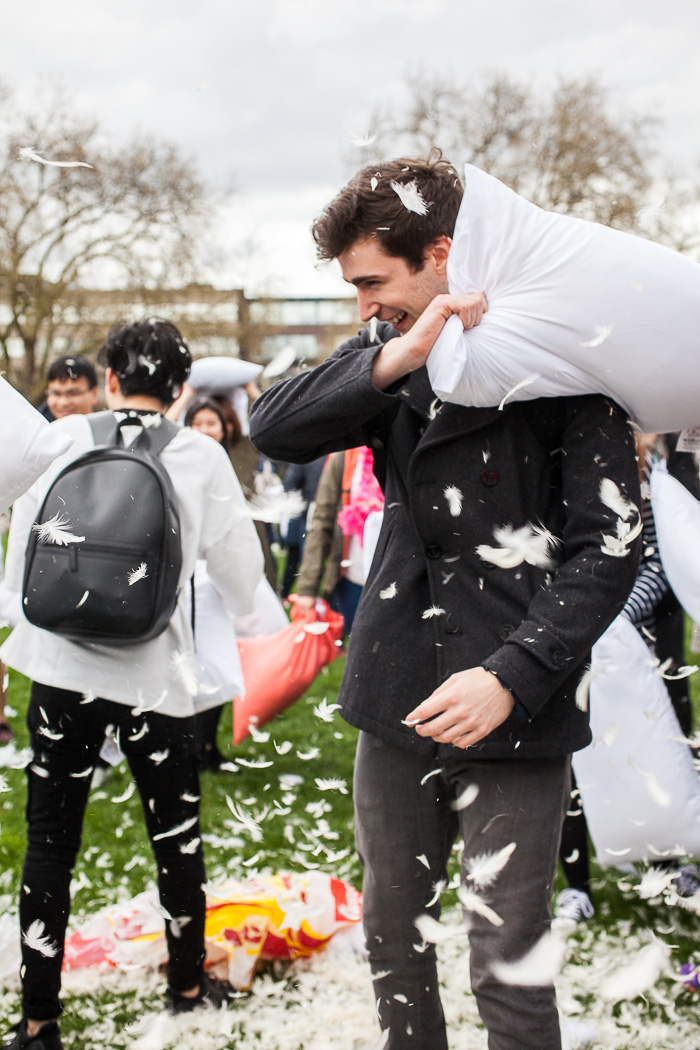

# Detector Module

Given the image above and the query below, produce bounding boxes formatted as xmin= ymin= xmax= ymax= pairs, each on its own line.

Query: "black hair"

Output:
xmin=183 ymin=395 xmax=229 ymax=446
xmin=97 ymin=318 xmax=191 ymax=406
xmin=46 ymin=354 xmax=97 ymax=388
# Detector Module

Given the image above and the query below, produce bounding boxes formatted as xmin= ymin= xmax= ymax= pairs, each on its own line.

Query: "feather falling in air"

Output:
xmin=380 ymin=582 xmax=398 ymax=600
xmin=492 ymin=930 xmax=567 ymax=986
xmin=422 ymin=606 xmax=446 ymax=619
xmin=390 ymin=179 xmax=429 ymax=215
xmin=575 ymin=663 xmax=608 ymax=712
xmin=444 ymin=486 xmax=463 ymax=517
xmin=465 ymin=842 xmax=516 ymax=889
xmin=599 ymin=941 xmax=669 ymax=1001
xmin=22 ymin=919 xmax=59 ymax=957
xmin=477 ymin=523 xmax=558 ymax=570
xmin=579 ymin=325 xmax=613 ymax=348
xmin=498 ymin=373 xmax=540 ymax=411
xmin=19 ymin=146 xmax=93 ymax=169
xmin=32 ymin=512 xmax=85 ymax=546
xmin=241 ymin=490 xmax=306 ymax=524
xmin=457 ymin=884 xmax=504 ymax=926
xmin=414 ymin=914 xmax=464 ymax=945
xmin=451 ymin=783 xmax=480 ymax=811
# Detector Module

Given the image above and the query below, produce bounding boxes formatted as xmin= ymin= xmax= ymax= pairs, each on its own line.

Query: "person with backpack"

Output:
xmin=0 ymin=319 xmax=263 ymax=1050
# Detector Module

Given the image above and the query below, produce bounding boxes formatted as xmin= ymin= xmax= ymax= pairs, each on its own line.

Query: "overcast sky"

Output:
xmin=4 ymin=0 xmax=700 ymax=296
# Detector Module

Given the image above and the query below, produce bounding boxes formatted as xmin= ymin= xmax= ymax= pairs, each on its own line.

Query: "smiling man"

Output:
xmin=249 ymin=151 xmax=641 ymax=1050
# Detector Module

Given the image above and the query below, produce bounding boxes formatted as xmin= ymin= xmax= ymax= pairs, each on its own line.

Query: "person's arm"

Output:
xmin=250 ymin=324 xmax=404 ymax=464
xmin=408 ymin=396 xmax=642 ymax=748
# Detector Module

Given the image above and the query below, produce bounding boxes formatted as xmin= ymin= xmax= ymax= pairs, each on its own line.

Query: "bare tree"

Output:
xmin=350 ymin=72 xmax=700 ymax=248
xmin=0 ymin=84 xmax=220 ymax=399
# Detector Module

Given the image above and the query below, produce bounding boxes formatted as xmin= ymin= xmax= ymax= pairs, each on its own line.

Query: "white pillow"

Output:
xmin=0 ymin=377 xmax=73 ymax=514
xmin=572 ymin=614 xmax=700 ymax=866
xmin=428 ymin=165 xmax=700 ymax=433
xmin=188 ymin=357 xmax=263 ymax=436
xmin=650 ymin=464 xmax=700 ymax=622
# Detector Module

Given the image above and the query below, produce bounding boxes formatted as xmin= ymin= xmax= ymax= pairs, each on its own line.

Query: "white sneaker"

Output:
xmin=553 ymin=888 xmax=594 ymax=927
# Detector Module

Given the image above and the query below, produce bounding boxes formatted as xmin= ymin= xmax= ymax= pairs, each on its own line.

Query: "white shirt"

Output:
xmin=1 ymin=413 xmax=264 ymax=717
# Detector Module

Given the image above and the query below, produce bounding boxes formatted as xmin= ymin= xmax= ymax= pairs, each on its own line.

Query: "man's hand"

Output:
xmin=372 ymin=292 xmax=488 ymax=391
xmin=405 ymin=666 xmax=514 ymax=749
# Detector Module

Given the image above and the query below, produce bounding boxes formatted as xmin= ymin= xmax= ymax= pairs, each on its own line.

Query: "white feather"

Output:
xmin=19 ymin=146 xmax=93 ymax=169
xmin=152 ymin=815 xmax=198 ymax=841
xmin=313 ymin=698 xmax=341 ymax=722
xmin=491 ymin=930 xmax=566 ymax=986
xmin=225 ymin=796 xmax=264 ymax=841
xmin=579 ymin=324 xmax=613 ymax=348
xmin=451 ymin=783 xmax=480 ymax=811
xmin=498 ymin=373 xmax=541 ymax=411
xmin=477 ymin=523 xmax=558 ymax=570
xmin=32 ymin=512 xmax=84 ymax=546
xmin=315 ymin=777 xmax=348 ymax=793
xmin=170 ymin=650 xmax=198 ymax=696
xmin=22 ymin=919 xmax=59 ymax=957
xmin=348 ymin=129 xmax=378 ymax=147
xmin=457 ymin=884 xmax=504 ymax=926
xmin=575 ymin=663 xmax=608 ymax=712
xmin=465 ymin=842 xmax=516 ymax=889
xmin=380 ymin=582 xmax=398 ymax=600
xmin=444 ymin=485 xmax=463 ymax=517
xmin=636 ymin=867 xmax=677 ymax=900
xmin=414 ymin=914 xmax=464 ymax=944
xmin=599 ymin=478 xmax=636 ymax=521
xmin=241 ymin=490 xmax=306 ymax=524
xmin=390 ymin=179 xmax=429 ymax=215
xmin=128 ymin=562 xmax=149 ymax=586
xmin=599 ymin=941 xmax=669 ymax=1001
xmin=422 ymin=605 xmax=446 ymax=619
xmin=262 ymin=344 xmax=297 ymax=378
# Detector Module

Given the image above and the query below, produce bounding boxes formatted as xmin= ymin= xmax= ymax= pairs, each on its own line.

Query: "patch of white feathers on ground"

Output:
xmin=1 ymin=909 xmax=699 ymax=1048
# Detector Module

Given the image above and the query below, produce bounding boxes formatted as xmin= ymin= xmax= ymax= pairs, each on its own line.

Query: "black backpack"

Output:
xmin=22 ymin=411 xmax=183 ymax=645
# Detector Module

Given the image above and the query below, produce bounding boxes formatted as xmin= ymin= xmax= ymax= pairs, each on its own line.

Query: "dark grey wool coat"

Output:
xmin=250 ymin=323 xmax=641 ymax=764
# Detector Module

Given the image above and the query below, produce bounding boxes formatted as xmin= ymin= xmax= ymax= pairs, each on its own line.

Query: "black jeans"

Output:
xmin=20 ymin=682 xmax=206 ymax=1020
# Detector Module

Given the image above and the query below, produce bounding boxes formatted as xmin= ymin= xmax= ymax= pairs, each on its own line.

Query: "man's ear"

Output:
xmin=426 ymin=236 xmax=452 ymax=276
xmin=104 ymin=367 xmax=120 ymax=395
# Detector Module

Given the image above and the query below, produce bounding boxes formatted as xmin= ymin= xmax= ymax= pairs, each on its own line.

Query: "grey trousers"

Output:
xmin=354 ymin=732 xmax=570 ymax=1050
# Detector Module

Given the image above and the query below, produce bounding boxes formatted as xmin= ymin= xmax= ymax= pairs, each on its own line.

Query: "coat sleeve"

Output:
xmin=483 ymin=396 xmax=642 ymax=717
xmin=249 ymin=326 xmax=401 ymax=463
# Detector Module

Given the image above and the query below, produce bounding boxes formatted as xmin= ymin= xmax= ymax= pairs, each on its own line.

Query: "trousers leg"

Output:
xmin=125 ymin=714 xmax=206 ymax=993
xmin=20 ymin=683 xmax=107 ymax=1020
xmin=354 ymin=732 xmax=458 ymax=1049
xmin=444 ymin=756 xmax=570 ymax=1050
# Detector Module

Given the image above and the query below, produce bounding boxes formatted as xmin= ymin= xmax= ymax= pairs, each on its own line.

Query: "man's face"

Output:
xmin=46 ymin=377 xmax=98 ymax=418
xmin=338 ymin=237 xmax=449 ymax=334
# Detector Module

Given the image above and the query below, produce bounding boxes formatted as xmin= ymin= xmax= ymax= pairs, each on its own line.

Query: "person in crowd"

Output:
xmin=0 ymin=320 xmax=263 ymax=1050
xmin=248 ymin=151 xmax=641 ymax=1050
xmin=293 ymin=447 xmax=383 ymax=634
xmin=38 ymin=355 xmax=99 ymax=422
xmin=554 ymin=433 xmax=700 ymax=925
xmin=279 ymin=456 xmax=325 ymax=598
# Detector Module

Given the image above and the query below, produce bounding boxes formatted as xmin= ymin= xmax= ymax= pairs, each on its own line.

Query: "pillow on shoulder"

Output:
xmin=428 ymin=165 xmax=700 ymax=433
xmin=0 ymin=377 xmax=73 ymax=514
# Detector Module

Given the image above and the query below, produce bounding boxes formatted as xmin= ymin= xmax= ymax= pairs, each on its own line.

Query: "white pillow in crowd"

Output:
xmin=572 ymin=614 xmax=700 ymax=866
xmin=428 ymin=165 xmax=700 ymax=433
xmin=189 ymin=356 xmax=263 ymax=436
xmin=650 ymin=464 xmax=700 ymax=623
xmin=0 ymin=376 xmax=73 ymax=515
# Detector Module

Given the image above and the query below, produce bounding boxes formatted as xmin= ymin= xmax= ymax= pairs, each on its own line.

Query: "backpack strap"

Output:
xmin=88 ymin=412 xmax=180 ymax=459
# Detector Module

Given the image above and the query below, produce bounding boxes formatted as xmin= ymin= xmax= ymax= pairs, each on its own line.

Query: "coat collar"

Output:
xmin=401 ymin=366 xmax=503 ymax=449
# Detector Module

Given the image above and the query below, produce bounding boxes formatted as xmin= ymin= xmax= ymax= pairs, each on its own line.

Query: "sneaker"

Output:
xmin=1 ymin=1019 xmax=64 ymax=1050
xmin=670 ymin=864 xmax=700 ymax=913
xmin=553 ymin=888 xmax=594 ymax=927
xmin=166 ymin=973 xmax=235 ymax=1014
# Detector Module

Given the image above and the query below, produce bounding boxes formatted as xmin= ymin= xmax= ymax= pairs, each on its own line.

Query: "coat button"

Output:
xmin=481 ymin=468 xmax=500 ymax=487
xmin=552 ymin=650 xmax=567 ymax=668
xmin=425 ymin=543 xmax=443 ymax=560
xmin=500 ymin=624 xmax=515 ymax=639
